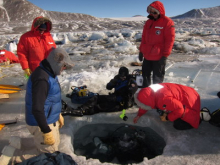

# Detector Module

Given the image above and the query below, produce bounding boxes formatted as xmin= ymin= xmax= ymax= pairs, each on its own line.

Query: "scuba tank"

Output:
xmin=132 ymin=69 xmax=143 ymax=87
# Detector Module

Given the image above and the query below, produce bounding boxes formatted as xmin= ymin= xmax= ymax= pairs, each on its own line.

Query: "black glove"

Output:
xmin=109 ymin=78 xmax=118 ymax=87
xmin=138 ymin=52 xmax=143 ymax=61
xmin=159 ymin=56 xmax=167 ymax=65
xmin=106 ymin=78 xmax=118 ymax=90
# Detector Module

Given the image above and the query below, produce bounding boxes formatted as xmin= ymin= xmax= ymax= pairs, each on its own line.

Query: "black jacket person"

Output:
xmin=64 ymin=67 xmax=138 ymax=116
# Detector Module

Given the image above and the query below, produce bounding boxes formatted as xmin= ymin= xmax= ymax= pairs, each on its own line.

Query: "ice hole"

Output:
xmin=73 ymin=123 xmax=166 ymax=164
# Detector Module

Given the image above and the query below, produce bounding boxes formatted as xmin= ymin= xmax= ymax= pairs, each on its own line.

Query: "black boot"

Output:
xmin=62 ymin=100 xmax=68 ymax=110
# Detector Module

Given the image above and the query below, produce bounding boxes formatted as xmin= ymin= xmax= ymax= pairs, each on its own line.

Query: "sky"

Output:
xmin=27 ymin=0 xmax=220 ymax=18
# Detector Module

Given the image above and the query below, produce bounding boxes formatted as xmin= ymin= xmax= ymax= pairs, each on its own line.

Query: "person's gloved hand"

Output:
xmin=138 ymin=52 xmax=143 ymax=61
xmin=111 ymin=78 xmax=118 ymax=84
xmin=58 ymin=114 xmax=64 ymax=128
xmin=108 ymin=78 xmax=118 ymax=88
xmin=133 ymin=115 xmax=141 ymax=124
xmin=24 ymin=68 xmax=32 ymax=77
xmin=159 ymin=56 xmax=167 ymax=65
xmin=43 ymin=132 xmax=55 ymax=145
xmin=160 ymin=113 xmax=168 ymax=122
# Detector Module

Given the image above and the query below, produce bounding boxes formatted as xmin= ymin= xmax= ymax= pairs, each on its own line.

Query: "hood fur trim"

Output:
xmin=134 ymin=93 xmax=152 ymax=110
xmin=147 ymin=6 xmax=160 ymax=15
xmin=34 ymin=17 xmax=52 ymax=28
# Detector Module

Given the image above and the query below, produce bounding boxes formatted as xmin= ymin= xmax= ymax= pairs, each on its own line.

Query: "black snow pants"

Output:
xmin=142 ymin=59 xmax=166 ymax=87
xmin=81 ymin=95 xmax=123 ymax=115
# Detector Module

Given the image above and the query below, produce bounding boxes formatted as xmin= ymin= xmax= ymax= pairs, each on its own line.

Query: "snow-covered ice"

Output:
xmin=0 ymin=25 xmax=220 ymax=164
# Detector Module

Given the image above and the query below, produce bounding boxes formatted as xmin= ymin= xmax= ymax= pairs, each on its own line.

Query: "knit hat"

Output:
xmin=47 ymin=48 xmax=74 ymax=75
xmin=118 ymin=66 xmax=129 ymax=77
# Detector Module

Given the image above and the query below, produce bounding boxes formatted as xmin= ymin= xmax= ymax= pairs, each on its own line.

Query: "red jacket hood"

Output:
xmin=137 ymin=87 xmax=156 ymax=109
xmin=31 ymin=16 xmax=52 ymax=33
xmin=148 ymin=1 xmax=165 ymax=16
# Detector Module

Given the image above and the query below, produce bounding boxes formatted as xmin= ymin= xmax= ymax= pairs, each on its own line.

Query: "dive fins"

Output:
xmin=0 ymin=89 xmax=20 ymax=94
xmin=0 ymin=84 xmax=22 ymax=94
xmin=0 ymin=84 xmax=22 ymax=90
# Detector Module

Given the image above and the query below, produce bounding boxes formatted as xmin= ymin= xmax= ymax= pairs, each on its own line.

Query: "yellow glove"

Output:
xmin=58 ymin=114 xmax=64 ymax=128
xmin=160 ymin=113 xmax=168 ymax=122
xmin=24 ymin=68 xmax=32 ymax=77
xmin=43 ymin=132 xmax=55 ymax=145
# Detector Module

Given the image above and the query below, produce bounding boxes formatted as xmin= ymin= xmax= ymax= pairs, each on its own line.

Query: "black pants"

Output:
xmin=173 ymin=118 xmax=193 ymax=130
xmin=81 ymin=95 xmax=123 ymax=115
xmin=142 ymin=59 xmax=166 ymax=87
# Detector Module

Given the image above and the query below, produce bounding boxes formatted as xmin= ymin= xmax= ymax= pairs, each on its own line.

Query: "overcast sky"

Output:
xmin=27 ymin=0 xmax=219 ymax=18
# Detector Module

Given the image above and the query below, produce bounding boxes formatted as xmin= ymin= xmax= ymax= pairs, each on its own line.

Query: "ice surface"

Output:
xmin=0 ymin=28 xmax=220 ymax=164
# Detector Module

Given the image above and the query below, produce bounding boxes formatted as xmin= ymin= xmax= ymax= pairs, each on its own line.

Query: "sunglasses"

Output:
xmin=150 ymin=11 xmax=158 ymax=15
xmin=38 ymin=28 xmax=46 ymax=31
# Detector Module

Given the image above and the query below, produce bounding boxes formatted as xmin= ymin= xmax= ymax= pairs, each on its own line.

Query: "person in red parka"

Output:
xmin=0 ymin=49 xmax=19 ymax=64
xmin=138 ymin=1 xmax=175 ymax=87
xmin=133 ymin=83 xmax=201 ymax=130
xmin=17 ymin=16 xmax=56 ymax=77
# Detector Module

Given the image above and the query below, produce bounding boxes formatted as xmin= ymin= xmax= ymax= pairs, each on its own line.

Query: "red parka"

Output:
xmin=0 ymin=49 xmax=19 ymax=63
xmin=135 ymin=83 xmax=201 ymax=128
xmin=17 ymin=16 xmax=56 ymax=72
xmin=140 ymin=1 xmax=175 ymax=61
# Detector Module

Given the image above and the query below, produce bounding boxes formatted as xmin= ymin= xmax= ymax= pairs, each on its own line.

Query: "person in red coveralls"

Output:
xmin=17 ymin=16 xmax=56 ymax=77
xmin=133 ymin=83 xmax=201 ymax=130
xmin=138 ymin=1 xmax=175 ymax=87
xmin=0 ymin=49 xmax=19 ymax=64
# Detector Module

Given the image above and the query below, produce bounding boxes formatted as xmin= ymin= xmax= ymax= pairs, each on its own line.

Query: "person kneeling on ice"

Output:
xmin=62 ymin=67 xmax=138 ymax=116
xmin=133 ymin=83 xmax=201 ymax=130
xmin=25 ymin=48 xmax=74 ymax=155
xmin=0 ymin=48 xmax=19 ymax=65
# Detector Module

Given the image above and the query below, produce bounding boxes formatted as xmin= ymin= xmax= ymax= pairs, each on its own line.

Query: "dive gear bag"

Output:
xmin=17 ymin=151 xmax=77 ymax=165
xmin=66 ymin=85 xmax=98 ymax=104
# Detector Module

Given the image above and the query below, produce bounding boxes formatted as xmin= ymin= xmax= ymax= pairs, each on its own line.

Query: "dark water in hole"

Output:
xmin=74 ymin=123 xmax=166 ymax=164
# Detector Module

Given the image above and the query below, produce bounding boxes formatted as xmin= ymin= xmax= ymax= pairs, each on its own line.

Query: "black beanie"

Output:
xmin=118 ymin=67 xmax=129 ymax=77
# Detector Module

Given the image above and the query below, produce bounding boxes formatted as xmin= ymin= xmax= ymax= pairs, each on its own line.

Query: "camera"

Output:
xmin=157 ymin=109 xmax=164 ymax=116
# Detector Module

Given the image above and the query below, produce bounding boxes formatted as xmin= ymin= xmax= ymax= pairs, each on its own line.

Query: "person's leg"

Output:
xmin=97 ymin=95 xmax=122 ymax=112
xmin=152 ymin=60 xmax=166 ymax=84
xmin=142 ymin=59 xmax=152 ymax=87
xmin=26 ymin=121 xmax=60 ymax=153
xmin=173 ymin=118 xmax=193 ymax=130
xmin=64 ymin=95 xmax=115 ymax=115
xmin=120 ymin=94 xmax=134 ymax=109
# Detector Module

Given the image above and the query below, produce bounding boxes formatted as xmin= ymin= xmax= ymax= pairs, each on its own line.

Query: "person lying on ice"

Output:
xmin=62 ymin=67 xmax=138 ymax=116
xmin=133 ymin=83 xmax=201 ymax=130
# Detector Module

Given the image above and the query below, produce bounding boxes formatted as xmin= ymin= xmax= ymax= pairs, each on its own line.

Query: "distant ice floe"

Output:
xmin=1 ymin=25 xmax=220 ymax=57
